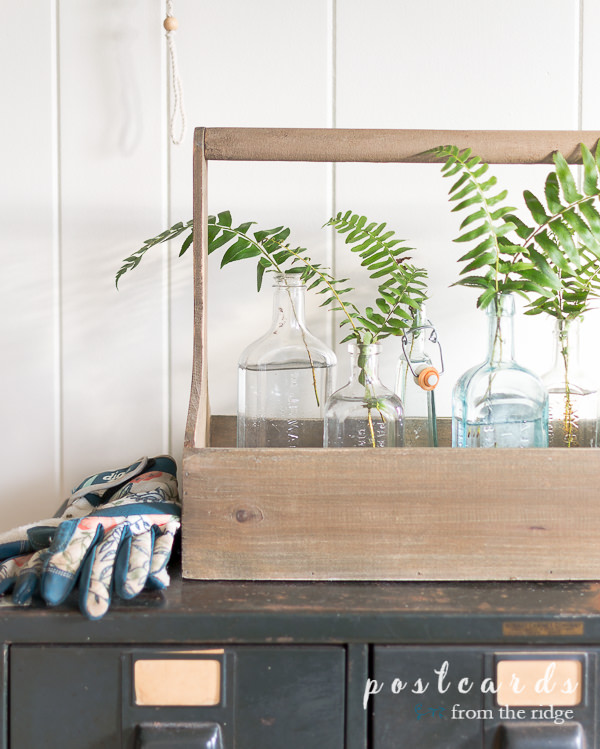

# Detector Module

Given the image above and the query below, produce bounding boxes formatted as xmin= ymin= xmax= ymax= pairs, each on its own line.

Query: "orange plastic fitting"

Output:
xmin=417 ymin=366 xmax=439 ymax=391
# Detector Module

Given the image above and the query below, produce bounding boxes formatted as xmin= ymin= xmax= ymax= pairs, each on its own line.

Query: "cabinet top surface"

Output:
xmin=2 ymin=565 xmax=600 ymax=646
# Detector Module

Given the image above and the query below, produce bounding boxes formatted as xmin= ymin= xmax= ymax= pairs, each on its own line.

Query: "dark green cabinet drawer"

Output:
xmin=371 ymin=646 xmax=595 ymax=749
xmin=10 ymin=645 xmax=345 ymax=748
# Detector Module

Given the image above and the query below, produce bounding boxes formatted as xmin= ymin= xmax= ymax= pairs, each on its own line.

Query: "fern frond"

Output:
xmin=517 ymin=143 xmax=600 ymax=323
xmin=325 ymin=210 xmax=414 ymax=279
xmin=115 ymin=219 xmax=193 ymax=287
xmin=326 ymin=211 xmax=428 ymax=340
xmin=431 ymin=145 xmax=519 ymax=307
xmin=117 ymin=209 xmax=430 ymax=344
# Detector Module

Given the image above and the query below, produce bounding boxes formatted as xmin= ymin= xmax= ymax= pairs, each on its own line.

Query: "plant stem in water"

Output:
xmin=560 ymin=334 xmax=577 ymax=447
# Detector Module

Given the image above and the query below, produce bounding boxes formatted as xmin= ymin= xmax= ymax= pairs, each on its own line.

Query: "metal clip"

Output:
xmin=400 ymin=323 xmax=445 ymax=379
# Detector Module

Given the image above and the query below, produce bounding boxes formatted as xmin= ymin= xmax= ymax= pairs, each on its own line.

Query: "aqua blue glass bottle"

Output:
xmin=452 ymin=293 xmax=548 ymax=448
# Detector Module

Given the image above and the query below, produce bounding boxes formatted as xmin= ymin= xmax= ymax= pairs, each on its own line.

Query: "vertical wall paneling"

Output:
xmin=579 ymin=0 xmax=600 ymax=379
xmin=168 ymin=0 xmax=333 ymax=434
xmin=1 ymin=2 xmax=595 ymax=532
xmin=58 ymin=0 xmax=166 ymax=489
xmin=326 ymin=0 xmax=338 ymax=349
xmin=335 ymin=0 xmax=581 ymax=414
xmin=0 ymin=0 xmax=58 ymax=529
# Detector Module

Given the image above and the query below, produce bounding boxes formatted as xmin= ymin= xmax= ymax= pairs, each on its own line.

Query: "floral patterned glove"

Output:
xmin=0 ymin=456 xmax=153 ymax=601
xmin=0 ymin=456 xmax=180 ymax=620
xmin=41 ymin=457 xmax=181 ymax=619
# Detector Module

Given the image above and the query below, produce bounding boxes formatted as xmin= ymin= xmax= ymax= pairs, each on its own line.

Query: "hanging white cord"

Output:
xmin=164 ymin=1 xmax=186 ymax=145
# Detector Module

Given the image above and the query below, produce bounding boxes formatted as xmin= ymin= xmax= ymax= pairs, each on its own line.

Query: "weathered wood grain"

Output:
xmin=182 ymin=446 xmax=600 ymax=581
xmin=204 ymin=127 xmax=599 ymax=164
xmin=185 ymin=127 xmax=210 ymax=449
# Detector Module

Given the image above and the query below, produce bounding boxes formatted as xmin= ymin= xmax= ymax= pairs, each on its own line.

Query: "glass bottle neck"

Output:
xmin=551 ymin=317 xmax=581 ymax=372
xmin=551 ymin=317 xmax=581 ymax=378
xmin=349 ymin=343 xmax=382 ymax=386
xmin=404 ymin=306 xmax=427 ymax=360
xmin=271 ymin=276 xmax=306 ymax=331
xmin=486 ymin=295 xmax=515 ymax=364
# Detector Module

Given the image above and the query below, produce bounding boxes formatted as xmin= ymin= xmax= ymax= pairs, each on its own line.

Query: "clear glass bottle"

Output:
xmin=237 ymin=273 xmax=336 ymax=447
xmin=396 ymin=306 xmax=440 ymax=447
xmin=452 ymin=293 xmax=548 ymax=448
xmin=324 ymin=342 xmax=404 ymax=447
xmin=542 ymin=316 xmax=598 ymax=447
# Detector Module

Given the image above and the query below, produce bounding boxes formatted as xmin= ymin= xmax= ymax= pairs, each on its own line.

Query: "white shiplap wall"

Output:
xmin=1 ymin=0 xmax=596 ymax=530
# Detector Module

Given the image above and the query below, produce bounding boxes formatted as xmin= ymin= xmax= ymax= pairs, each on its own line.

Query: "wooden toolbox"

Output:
xmin=182 ymin=127 xmax=600 ymax=582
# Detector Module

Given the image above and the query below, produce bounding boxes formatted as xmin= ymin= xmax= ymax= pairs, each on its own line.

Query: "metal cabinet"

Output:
xmin=3 ymin=576 xmax=600 ymax=748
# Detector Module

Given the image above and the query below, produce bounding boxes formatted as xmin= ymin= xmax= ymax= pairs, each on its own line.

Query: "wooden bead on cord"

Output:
xmin=164 ymin=16 xmax=178 ymax=31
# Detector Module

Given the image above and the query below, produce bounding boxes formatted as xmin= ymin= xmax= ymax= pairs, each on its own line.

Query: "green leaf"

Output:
xmin=220 ymin=238 xmax=261 ymax=268
xmin=520 ymin=264 xmax=561 ymax=291
xmin=504 ymin=214 xmax=533 ymax=240
xmin=254 ymin=226 xmax=283 ymax=243
xmin=179 ymin=231 xmax=193 ymax=256
xmin=217 ymin=210 xmax=232 ymax=227
xmin=450 ymin=172 xmax=471 ymax=194
xmin=524 ymin=191 xmax=549 ymax=224
xmin=490 ymin=206 xmax=517 ymax=221
xmin=544 ymin=173 xmax=565 ymax=214
xmin=457 ymin=275 xmax=491 ymax=288
xmin=456 ymin=239 xmax=495 ymax=264
xmin=459 ymin=207 xmax=487 ymax=230
xmin=451 ymin=194 xmax=483 ymax=213
xmin=493 ymin=221 xmax=516 ymax=238
xmin=548 ymin=218 xmax=578 ymax=267
xmin=462 ymin=252 xmax=497 ymax=273
xmin=579 ymin=199 xmax=600 ymax=235
xmin=209 ymin=229 xmax=235 ymax=252
xmin=454 ymin=222 xmax=491 ymax=243
xmin=477 ymin=288 xmax=497 ymax=309
xmin=450 ymin=181 xmax=478 ymax=202
xmin=553 ymin=151 xmax=583 ymax=203
xmin=563 ymin=208 xmax=600 ymax=253
xmin=486 ymin=190 xmax=510 ymax=207
xmin=256 ymin=257 xmax=270 ymax=291
xmin=235 ymin=220 xmax=255 ymax=234
xmin=533 ymin=230 xmax=570 ymax=272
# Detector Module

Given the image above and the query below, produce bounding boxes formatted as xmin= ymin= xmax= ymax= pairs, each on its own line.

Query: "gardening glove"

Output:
xmin=0 ymin=456 xmax=177 ymax=612
xmin=41 ymin=456 xmax=180 ymax=620
xmin=0 ymin=456 xmax=152 ymax=601
xmin=0 ymin=456 xmax=151 ymax=558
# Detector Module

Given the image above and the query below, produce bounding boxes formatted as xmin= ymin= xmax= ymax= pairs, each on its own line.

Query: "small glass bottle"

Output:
xmin=324 ymin=342 xmax=404 ymax=447
xmin=453 ymin=293 xmax=548 ymax=448
xmin=542 ymin=316 xmax=599 ymax=447
xmin=238 ymin=273 xmax=336 ymax=447
xmin=396 ymin=307 xmax=440 ymax=447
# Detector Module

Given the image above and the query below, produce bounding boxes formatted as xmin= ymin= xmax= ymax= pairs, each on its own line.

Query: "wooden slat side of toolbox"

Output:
xmin=181 ymin=446 xmax=600 ymax=582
